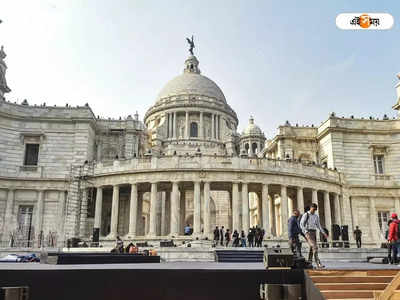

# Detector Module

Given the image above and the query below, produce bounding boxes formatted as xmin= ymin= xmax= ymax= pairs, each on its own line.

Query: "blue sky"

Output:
xmin=1 ymin=0 xmax=399 ymax=136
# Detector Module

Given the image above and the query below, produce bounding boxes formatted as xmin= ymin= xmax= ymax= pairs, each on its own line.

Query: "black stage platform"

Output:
xmin=45 ymin=252 xmax=160 ymax=264
xmin=0 ymin=262 xmax=306 ymax=300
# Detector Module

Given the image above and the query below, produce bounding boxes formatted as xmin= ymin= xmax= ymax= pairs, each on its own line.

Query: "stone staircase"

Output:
xmin=215 ymin=249 xmax=263 ymax=262
xmin=307 ymin=269 xmax=400 ymax=299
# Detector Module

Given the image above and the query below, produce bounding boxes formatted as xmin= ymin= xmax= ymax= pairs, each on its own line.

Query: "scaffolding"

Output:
xmin=65 ymin=162 xmax=95 ymax=240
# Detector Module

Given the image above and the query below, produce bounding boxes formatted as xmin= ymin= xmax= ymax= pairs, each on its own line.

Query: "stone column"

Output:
xmin=165 ymin=192 xmax=171 ymax=235
xmin=170 ymin=182 xmax=180 ymax=236
xmin=249 ymin=140 xmax=254 ymax=157
xmin=341 ymin=193 xmax=354 ymax=241
xmin=232 ymin=183 xmax=240 ymax=231
xmin=94 ymin=187 xmax=103 ymax=233
xmin=257 ymin=193 xmax=262 ymax=226
xmin=173 ymin=112 xmax=177 ymax=139
xmin=127 ymin=183 xmax=138 ymax=237
xmin=262 ymin=184 xmax=270 ymax=236
xmin=369 ymin=197 xmax=379 ymax=245
xmin=312 ymin=189 xmax=318 ymax=205
xmin=161 ymin=192 xmax=167 ymax=236
xmin=148 ymin=182 xmax=158 ymax=236
xmin=36 ymin=190 xmax=45 ymax=238
xmin=323 ymin=191 xmax=332 ymax=237
xmin=109 ymin=185 xmax=120 ymax=239
xmin=280 ymin=185 xmax=288 ymax=237
xmin=216 ymin=115 xmax=219 ymax=140
xmin=288 ymin=196 xmax=294 ymax=215
xmin=199 ymin=112 xmax=204 ymax=139
xmin=269 ymin=194 xmax=275 ymax=236
xmin=4 ymin=189 xmax=15 ymax=242
xmin=297 ymin=187 xmax=304 ymax=214
xmin=185 ymin=111 xmax=189 ymax=139
xmin=170 ymin=113 xmax=174 ymax=138
xmin=242 ymin=183 xmax=250 ymax=232
xmin=137 ymin=192 xmax=143 ymax=235
xmin=211 ymin=114 xmax=215 ymax=139
xmin=193 ymin=181 xmax=201 ymax=235
xmin=57 ymin=191 xmax=67 ymax=246
xmin=203 ymin=182 xmax=211 ymax=237
xmin=79 ymin=188 xmax=88 ymax=237
xmin=334 ymin=193 xmax=341 ymax=225
xmin=166 ymin=113 xmax=170 ymax=138
xmin=180 ymin=189 xmax=186 ymax=234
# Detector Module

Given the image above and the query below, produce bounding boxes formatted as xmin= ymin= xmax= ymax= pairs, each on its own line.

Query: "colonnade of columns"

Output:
xmin=92 ymin=182 xmax=344 ymax=240
xmin=164 ymin=111 xmax=221 ymax=140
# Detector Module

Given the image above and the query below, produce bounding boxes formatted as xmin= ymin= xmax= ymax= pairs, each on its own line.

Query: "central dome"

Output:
xmin=156 ymin=72 xmax=227 ymax=104
xmin=155 ymin=55 xmax=227 ymax=104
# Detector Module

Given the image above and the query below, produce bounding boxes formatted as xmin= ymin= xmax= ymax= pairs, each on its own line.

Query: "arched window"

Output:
xmin=252 ymin=142 xmax=258 ymax=154
xmin=244 ymin=143 xmax=250 ymax=155
xmin=190 ymin=122 xmax=198 ymax=137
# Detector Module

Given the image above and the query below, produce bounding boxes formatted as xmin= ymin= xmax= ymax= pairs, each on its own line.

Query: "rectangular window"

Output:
xmin=17 ymin=205 xmax=34 ymax=246
xmin=373 ymin=155 xmax=384 ymax=174
xmin=377 ymin=211 xmax=390 ymax=231
xmin=24 ymin=144 xmax=39 ymax=166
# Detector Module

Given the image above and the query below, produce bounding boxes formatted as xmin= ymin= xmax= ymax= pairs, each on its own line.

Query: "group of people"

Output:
xmin=112 ymin=236 xmax=138 ymax=254
xmin=288 ymin=203 xmax=328 ymax=269
xmin=212 ymin=226 xmax=265 ymax=247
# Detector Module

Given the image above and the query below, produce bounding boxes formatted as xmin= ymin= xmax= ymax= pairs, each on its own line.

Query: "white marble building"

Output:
xmin=1 ymin=44 xmax=400 ymax=247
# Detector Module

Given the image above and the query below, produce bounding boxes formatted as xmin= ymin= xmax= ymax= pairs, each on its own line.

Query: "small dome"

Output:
xmin=242 ymin=116 xmax=263 ymax=136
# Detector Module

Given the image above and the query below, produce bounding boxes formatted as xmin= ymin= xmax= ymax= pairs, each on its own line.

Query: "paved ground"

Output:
xmin=0 ymin=261 xmax=399 ymax=270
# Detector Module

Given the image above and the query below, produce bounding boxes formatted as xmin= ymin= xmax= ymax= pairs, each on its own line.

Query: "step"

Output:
xmin=316 ymin=283 xmax=388 ymax=291
xmin=322 ymin=291 xmax=374 ymax=299
xmin=308 ymin=270 xmax=399 ymax=277
xmin=311 ymin=276 xmax=394 ymax=284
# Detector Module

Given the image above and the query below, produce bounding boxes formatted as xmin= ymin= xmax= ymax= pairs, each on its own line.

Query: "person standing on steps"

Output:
xmin=386 ymin=220 xmax=393 ymax=264
xmin=225 ymin=229 xmax=231 ymax=247
xmin=288 ymin=209 xmax=303 ymax=258
xmin=300 ymin=203 xmax=328 ymax=269
xmin=220 ymin=226 xmax=225 ymax=246
xmin=213 ymin=226 xmax=220 ymax=246
xmin=387 ymin=213 xmax=400 ymax=264
xmin=353 ymin=226 xmax=362 ymax=248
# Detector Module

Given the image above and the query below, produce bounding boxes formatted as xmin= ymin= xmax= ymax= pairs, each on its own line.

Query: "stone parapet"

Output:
xmin=94 ymin=156 xmax=340 ymax=184
xmin=0 ymin=100 xmax=95 ymax=120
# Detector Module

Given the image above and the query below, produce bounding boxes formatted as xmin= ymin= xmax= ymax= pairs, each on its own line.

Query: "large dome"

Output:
xmin=145 ymin=54 xmax=238 ymax=126
xmin=156 ymin=72 xmax=227 ymax=104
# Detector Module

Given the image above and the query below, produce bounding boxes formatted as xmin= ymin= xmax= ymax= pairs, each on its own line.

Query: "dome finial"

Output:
xmin=249 ymin=116 xmax=254 ymax=124
xmin=184 ymin=55 xmax=201 ymax=74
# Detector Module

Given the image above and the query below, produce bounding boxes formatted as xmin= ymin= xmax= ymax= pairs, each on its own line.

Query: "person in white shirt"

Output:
xmin=300 ymin=203 xmax=328 ymax=268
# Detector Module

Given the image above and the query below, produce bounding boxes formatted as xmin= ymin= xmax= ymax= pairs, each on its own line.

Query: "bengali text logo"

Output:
xmin=336 ymin=13 xmax=393 ymax=30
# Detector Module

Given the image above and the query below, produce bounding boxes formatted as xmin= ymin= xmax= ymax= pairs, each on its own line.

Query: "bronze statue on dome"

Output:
xmin=186 ymin=35 xmax=195 ymax=55
xmin=0 ymin=45 xmax=11 ymax=97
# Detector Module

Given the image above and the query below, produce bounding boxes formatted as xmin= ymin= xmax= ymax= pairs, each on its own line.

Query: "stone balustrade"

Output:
xmin=94 ymin=156 xmax=340 ymax=184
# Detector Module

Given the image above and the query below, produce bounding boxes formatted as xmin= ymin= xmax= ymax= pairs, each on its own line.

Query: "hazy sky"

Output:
xmin=1 ymin=0 xmax=399 ymax=136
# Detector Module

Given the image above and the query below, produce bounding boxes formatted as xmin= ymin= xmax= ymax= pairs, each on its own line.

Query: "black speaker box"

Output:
xmin=92 ymin=228 xmax=100 ymax=243
xmin=332 ymin=241 xmax=343 ymax=248
xmin=331 ymin=224 xmax=341 ymax=240
xmin=341 ymin=225 xmax=349 ymax=241
xmin=160 ymin=240 xmax=174 ymax=247
xmin=264 ymin=249 xmax=294 ymax=269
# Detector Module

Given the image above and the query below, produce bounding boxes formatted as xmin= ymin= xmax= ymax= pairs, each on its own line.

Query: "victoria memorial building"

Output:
xmin=1 ymin=44 xmax=400 ymax=247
